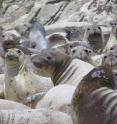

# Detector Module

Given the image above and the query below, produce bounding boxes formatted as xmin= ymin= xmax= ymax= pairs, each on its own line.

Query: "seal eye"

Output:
xmin=47 ymin=56 xmax=52 ymax=60
xmin=72 ymin=50 xmax=76 ymax=53
xmin=17 ymin=50 xmax=21 ymax=53
xmin=115 ymin=73 xmax=117 ymax=76
xmin=87 ymin=28 xmax=90 ymax=31
xmin=70 ymin=45 xmax=73 ymax=48
xmin=110 ymin=47 xmax=113 ymax=50
xmin=116 ymin=56 xmax=117 ymax=58
xmin=84 ymin=49 xmax=88 ymax=53
xmin=104 ymin=56 xmax=107 ymax=59
xmin=98 ymin=27 xmax=101 ymax=29
xmin=2 ymin=34 xmax=5 ymax=38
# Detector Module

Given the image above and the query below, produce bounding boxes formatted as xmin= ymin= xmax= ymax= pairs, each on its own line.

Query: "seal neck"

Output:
xmin=5 ymin=58 xmax=27 ymax=78
xmin=52 ymin=58 xmax=72 ymax=85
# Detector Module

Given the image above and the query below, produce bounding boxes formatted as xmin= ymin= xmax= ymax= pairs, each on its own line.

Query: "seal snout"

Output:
xmin=31 ymin=55 xmax=43 ymax=68
xmin=6 ymin=53 xmax=18 ymax=61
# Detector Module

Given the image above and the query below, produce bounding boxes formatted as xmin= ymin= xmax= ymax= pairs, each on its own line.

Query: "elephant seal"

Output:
xmin=4 ymin=48 xmax=53 ymax=107
xmin=83 ymin=25 xmax=105 ymax=53
xmin=31 ymin=48 xmax=94 ymax=86
xmin=71 ymin=66 xmax=116 ymax=124
xmin=104 ymin=20 xmax=117 ymax=51
xmin=28 ymin=18 xmax=48 ymax=50
xmin=70 ymin=45 xmax=93 ymax=61
xmin=64 ymin=26 xmax=84 ymax=41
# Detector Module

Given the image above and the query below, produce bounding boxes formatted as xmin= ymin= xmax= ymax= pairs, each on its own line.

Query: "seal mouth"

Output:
xmin=3 ymin=40 xmax=20 ymax=50
xmin=6 ymin=54 xmax=18 ymax=61
xmin=32 ymin=61 xmax=43 ymax=68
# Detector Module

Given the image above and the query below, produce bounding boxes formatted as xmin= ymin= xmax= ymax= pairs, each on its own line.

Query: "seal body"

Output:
xmin=4 ymin=48 xmax=53 ymax=107
xmin=71 ymin=66 xmax=116 ymax=124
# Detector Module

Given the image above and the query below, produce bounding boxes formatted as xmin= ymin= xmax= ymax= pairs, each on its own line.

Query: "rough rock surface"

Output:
xmin=1 ymin=0 xmax=116 ymax=30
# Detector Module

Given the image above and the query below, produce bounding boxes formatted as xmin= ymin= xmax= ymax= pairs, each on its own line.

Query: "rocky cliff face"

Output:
xmin=0 ymin=0 xmax=117 ymax=29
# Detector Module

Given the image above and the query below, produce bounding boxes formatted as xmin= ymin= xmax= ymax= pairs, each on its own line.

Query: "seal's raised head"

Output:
xmin=85 ymin=25 xmax=104 ymax=52
xmin=71 ymin=45 xmax=92 ymax=60
xmin=5 ymin=48 xmax=25 ymax=77
xmin=2 ymin=33 xmax=20 ymax=51
xmin=5 ymin=48 xmax=24 ymax=65
xmin=31 ymin=48 xmax=71 ymax=76
xmin=102 ymin=51 xmax=117 ymax=69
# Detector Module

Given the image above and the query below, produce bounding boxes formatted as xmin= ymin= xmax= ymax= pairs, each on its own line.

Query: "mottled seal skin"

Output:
xmin=83 ymin=25 xmax=105 ymax=53
xmin=102 ymin=51 xmax=117 ymax=70
xmin=4 ymin=48 xmax=53 ymax=107
xmin=64 ymin=26 xmax=84 ymax=41
xmin=71 ymin=66 xmax=116 ymax=124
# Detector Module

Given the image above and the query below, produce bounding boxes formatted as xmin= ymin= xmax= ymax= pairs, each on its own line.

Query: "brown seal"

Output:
xmin=31 ymin=48 xmax=94 ymax=86
xmin=70 ymin=45 xmax=92 ymax=61
xmin=71 ymin=66 xmax=116 ymax=124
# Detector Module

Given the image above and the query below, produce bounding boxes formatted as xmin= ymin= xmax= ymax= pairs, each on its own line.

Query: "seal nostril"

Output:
xmin=110 ymin=47 xmax=113 ymax=50
xmin=17 ymin=50 xmax=21 ymax=54
xmin=104 ymin=56 xmax=107 ymax=59
xmin=72 ymin=50 xmax=76 ymax=53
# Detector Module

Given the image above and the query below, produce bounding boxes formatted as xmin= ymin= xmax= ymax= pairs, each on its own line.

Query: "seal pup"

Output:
xmin=83 ymin=25 xmax=105 ymax=53
xmin=64 ymin=26 xmax=84 ymax=41
xmin=28 ymin=18 xmax=48 ymax=50
xmin=71 ymin=66 xmax=117 ymax=124
xmin=102 ymin=51 xmax=117 ymax=70
xmin=4 ymin=48 xmax=53 ymax=107
xmin=70 ymin=45 xmax=93 ymax=61
xmin=70 ymin=45 xmax=102 ymax=66
xmin=31 ymin=48 xmax=94 ymax=86
xmin=104 ymin=20 xmax=117 ymax=51
xmin=2 ymin=32 xmax=20 ymax=52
